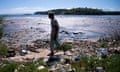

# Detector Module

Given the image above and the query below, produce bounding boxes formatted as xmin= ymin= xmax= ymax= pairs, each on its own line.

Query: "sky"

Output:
xmin=0 ymin=0 xmax=120 ymax=14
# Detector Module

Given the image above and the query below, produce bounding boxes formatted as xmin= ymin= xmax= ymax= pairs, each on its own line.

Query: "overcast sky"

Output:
xmin=0 ymin=0 xmax=120 ymax=14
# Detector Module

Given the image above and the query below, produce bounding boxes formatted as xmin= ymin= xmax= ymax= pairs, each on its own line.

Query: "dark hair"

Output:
xmin=48 ymin=11 xmax=55 ymax=19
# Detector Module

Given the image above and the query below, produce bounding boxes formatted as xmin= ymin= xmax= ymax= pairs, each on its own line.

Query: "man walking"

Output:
xmin=48 ymin=11 xmax=60 ymax=56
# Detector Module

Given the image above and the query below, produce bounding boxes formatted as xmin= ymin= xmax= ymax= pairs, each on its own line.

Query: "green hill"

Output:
xmin=34 ymin=7 xmax=120 ymax=15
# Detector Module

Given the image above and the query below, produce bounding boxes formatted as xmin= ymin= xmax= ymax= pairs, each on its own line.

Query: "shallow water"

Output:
xmin=3 ymin=15 xmax=120 ymax=44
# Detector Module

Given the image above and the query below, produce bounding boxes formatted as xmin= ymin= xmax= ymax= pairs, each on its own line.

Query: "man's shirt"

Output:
xmin=51 ymin=19 xmax=59 ymax=39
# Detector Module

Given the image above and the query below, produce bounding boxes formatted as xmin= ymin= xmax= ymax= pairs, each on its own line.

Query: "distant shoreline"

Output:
xmin=34 ymin=7 xmax=120 ymax=15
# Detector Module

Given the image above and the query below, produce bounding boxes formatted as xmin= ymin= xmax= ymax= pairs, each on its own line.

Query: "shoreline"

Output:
xmin=1 ymin=38 xmax=120 ymax=61
xmin=0 ymin=23 xmax=120 ymax=72
xmin=2 ymin=15 xmax=120 ymax=44
xmin=0 ymin=38 xmax=120 ymax=72
xmin=0 ymin=16 xmax=120 ymax=62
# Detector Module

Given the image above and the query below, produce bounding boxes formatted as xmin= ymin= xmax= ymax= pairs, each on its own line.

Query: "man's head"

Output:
xmin=48 ymin=11 xmax=54 ymax=19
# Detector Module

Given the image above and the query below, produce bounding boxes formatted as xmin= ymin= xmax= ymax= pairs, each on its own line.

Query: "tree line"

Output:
xmin=34 ymin=7 xmax=120 ymax=15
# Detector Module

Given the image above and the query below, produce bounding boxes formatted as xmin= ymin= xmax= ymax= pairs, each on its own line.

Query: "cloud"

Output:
xmin=0 ymin=7 xmax=49 ymax=14
xmin=102 ymin=8 xmax=120 ymax=11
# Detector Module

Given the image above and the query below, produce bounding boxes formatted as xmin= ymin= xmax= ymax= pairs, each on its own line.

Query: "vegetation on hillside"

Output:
xmin=34 ymin=7 xmax=120 ymax=15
